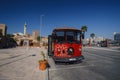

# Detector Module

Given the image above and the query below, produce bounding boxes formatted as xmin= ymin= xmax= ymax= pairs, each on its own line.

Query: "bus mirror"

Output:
xmin=48 ymin=35 xmax=52 ymax=41
xmin=82 ymin=34 xmax=84 ymax=39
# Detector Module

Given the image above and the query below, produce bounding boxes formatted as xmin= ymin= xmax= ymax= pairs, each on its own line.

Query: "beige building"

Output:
xmin=32 ymin=30 xmax=39 ymax=41
xmin=13 ymin=30 xmax=40 ymax=46
xmin=41 ymin=37 xmax=48 ymax=43
xmin=0 ymin=24 xmax=7 ymax=36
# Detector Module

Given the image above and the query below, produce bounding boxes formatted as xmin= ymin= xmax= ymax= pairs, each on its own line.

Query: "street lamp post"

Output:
xmin=40 ymin=15 xmax=44 ymax=47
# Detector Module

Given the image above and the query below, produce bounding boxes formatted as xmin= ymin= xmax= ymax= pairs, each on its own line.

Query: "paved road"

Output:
xmin=0 ymin=47 xmax=47 ymax=80
xmin=48 ymin=47 xmax=120 ymax=80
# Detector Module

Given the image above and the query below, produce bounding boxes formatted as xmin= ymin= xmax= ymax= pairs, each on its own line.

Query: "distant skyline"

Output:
xmin=0 ymin=0 xmax=120 ymax=39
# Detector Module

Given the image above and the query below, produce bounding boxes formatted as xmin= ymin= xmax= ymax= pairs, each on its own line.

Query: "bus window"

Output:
xmin=66 ymin=31 xmax=74 ymax=42
xmin=77 ymin=32 xmax=80 ymax=41
xmin=75 ymin=32 xmax=81 ymax=43
xmin=56 ymin=31 xmax=65 ymax=42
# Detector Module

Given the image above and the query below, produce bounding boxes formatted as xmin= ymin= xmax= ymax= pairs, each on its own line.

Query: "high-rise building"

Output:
xmin=114 ymin=32 xmax=120 ymax=41
xmin=0 ymin=24 xmax=7 ymax=36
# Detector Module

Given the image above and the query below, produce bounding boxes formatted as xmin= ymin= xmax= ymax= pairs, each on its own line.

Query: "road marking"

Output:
xmin=90 ymin=47 xmax=120 ymax=53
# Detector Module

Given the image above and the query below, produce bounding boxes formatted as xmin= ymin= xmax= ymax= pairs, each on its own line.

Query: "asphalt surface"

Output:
xmin=0 ymin=47 xmax=120 ymax=80
xmin=48 ymin=47 xmax=120 ymax=80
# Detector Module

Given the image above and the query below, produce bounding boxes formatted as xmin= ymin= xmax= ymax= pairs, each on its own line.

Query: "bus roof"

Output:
xmin=53 ymin=27 xmax=81 ymax=32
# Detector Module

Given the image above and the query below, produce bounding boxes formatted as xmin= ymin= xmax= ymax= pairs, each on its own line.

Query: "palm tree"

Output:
xmin=81 ymin=25 xmax=88 ymax=39
xmin=90 ymin=33 xmax=95 ymax=43
xmin=89 ymin=33 xmax=95 ymax=46
xmin=81 ymin=25 xmax=88 ymax=34
xmin=90 ymin=33 xmax=95 ymax=39
xmin=37 ymin=36 xmax=40 ymax=41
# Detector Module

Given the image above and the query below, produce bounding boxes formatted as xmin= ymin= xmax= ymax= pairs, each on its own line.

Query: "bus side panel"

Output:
xmin=48 ymin=35 xmax=53 ymax=56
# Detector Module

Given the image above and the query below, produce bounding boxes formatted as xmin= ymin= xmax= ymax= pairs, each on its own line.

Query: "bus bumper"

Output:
xmin=53 ymin=55 xmax=84 ymax=62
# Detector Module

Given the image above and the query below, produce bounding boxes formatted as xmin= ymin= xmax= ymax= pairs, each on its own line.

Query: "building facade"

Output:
xmin=0 ymin=24 xmax=7 ymax=36
xmin=114 ymin=32 xmax=120 ymax=45
xmin=114 ymin=32 xmax=120 ymax=41
xmin=32 ymin=30 xmax=39 ymax=41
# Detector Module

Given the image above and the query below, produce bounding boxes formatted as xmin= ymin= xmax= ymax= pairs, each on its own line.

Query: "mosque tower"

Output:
xmin=24 ymin=22 xmax=27 ymax=35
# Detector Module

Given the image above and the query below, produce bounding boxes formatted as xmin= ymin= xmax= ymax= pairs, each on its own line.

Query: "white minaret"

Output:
xmin=24 ymin=22 xmax=27 ymax=35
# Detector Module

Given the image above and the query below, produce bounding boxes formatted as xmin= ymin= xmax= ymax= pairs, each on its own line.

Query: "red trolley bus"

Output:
xmin=48 ymin=27 xmax=84 ymax=62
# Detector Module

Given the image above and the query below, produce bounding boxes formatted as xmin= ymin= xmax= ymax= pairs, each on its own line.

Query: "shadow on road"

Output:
xmin=54 ymin=61 xmax=83 ymax=65
xmin=0 ymin=55 xmax=33 ymax=67
xmin=0 ymin=54 xmax=23 ymax=61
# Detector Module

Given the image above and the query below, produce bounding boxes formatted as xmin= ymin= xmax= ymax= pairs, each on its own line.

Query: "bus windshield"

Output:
xmin=55 ymin=31 xmax=81 ymax=43
xmin=55 ymin=31 xmax=65 ymax=42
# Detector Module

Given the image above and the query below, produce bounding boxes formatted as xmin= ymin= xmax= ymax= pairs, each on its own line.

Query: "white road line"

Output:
xmin=90 ymin=47 xmax=120 ymax=52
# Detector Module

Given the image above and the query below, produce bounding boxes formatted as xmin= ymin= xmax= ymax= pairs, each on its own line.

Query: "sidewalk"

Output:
xmin=0 ymin=47 xmax=48 ymax=80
